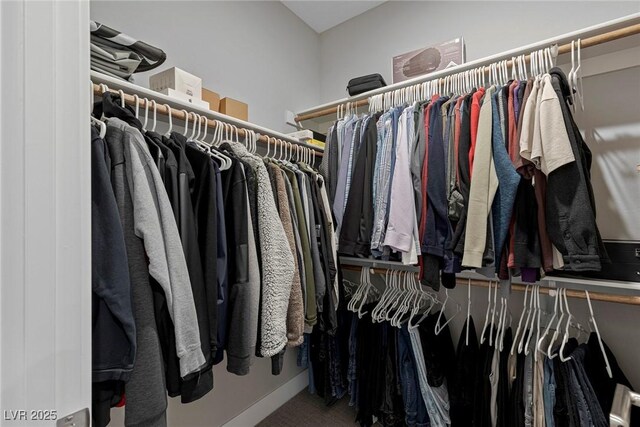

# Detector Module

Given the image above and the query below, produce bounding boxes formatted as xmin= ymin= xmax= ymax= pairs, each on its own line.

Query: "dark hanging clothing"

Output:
xmin=497 ymin=328 xmax=513 ymax=427
xmin=452 ymin=91 xmax=476 ymax=256
xmin=451 ymin=317 xmax=479 ymax=427
xmin=546 ymin=67 xmax=608 ymax=271
xmin=584 ymin=333 xmax=640 ymax=426
xmin=339 ymin=114 xmax=379 ymax=257
xmin=91 ymin=126 xmax=135 ymax=427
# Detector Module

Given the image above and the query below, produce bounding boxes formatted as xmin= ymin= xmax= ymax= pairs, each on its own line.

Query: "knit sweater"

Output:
xmin=462 ymin=86 xmax=499 ymax=268
xmin=226 ymin=142 xmax=295 ymax=357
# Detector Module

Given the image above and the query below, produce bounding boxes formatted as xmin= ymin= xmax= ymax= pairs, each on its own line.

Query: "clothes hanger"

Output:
xmin=480 ymin=280 xmax=494 ymax=344
xmin=488 ymin=280 xmax=499 ymax=346
xmin=573 ymin=39 xmax=584 ymax=111
xmin=525 ymin=285 xmax=541 ymax=357
xmin=149 ymin=100 xmax=157 ymax=132
xmin=494 ymin=296 xmax=506 ymax=348
xmin=510 ymin=284 xmax=530 ymax=355
xmin=410 ymin=276 xmax=438 ymax=327
xmin=434 ymin=288 xmax=461 ymax=335
xmin=466 ymin=279 xmax=472 ymax=345
xmin=390 ymin=272 xmax=412 ymax=327
xmin=180 ymin=109 xmax=190 ymax=137
xmin=189 ymin=112 xmax=199 ymax=141
xmin=559 ymin=289 xmax=574 ymax=362
xmin=537 ymin=288 xmax=559 ymax=357
xmin=90 ymin=81 xmax=107 ymax=139
xmin=142 ymin=97 xmax=150 ymax=130
xmin=356 ymin=267 xmax=377 ymax=319
xmin=98 ymin=83 xmax=110 ymax=121
xmin=518 ymin=284 xmax=536 ymax=354
xmin=585 ymin=290 xmax=613 ymax=378
xmin=385 ymin=271 xmax=407 ymax=323
xmin=132 ymin=94 xmax=140 ymax=119
xmin=117 ymin=90 xmax=126 ymax=108
xmin=371 ymin=269 xmax=393 ymax=321
xmin=347 ymin=267 xmax=367 ymax=313
xmin=548 ymin=288 xmax=567 ymax=359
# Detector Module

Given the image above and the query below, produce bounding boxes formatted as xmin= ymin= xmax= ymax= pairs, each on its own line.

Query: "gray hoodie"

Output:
xmin=109 ymin=118 xmax=205 ymax=374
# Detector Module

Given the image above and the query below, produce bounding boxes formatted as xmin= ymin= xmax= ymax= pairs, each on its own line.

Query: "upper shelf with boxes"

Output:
xmin=149 ymin=66 xmax=249 ymax=121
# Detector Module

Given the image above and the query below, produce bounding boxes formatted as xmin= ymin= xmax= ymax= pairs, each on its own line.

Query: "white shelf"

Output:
xmin=91 ymin=70 xmax=324 ymax=152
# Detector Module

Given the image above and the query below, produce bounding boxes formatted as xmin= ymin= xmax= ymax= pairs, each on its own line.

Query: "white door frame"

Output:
xmin=0 ymin=1 xmax=91 ymax=425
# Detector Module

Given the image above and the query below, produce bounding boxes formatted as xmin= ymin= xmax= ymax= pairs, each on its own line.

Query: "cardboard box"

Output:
xmin=220 ymin=97 xmax=248 ymax=121
xmin=158 ymin=88 xmax=210 ymax=109
xmin=150 ymin=67 xmax=202 ymax=99
xmin=392 ymin=37 xmax=465 ymax=83
xmin=202 ymin=88 xmax=221 ymax=112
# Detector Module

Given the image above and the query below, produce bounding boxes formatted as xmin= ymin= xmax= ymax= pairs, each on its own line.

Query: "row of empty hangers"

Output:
xmin=91 ymin=82 xmax=318 ymax=166
xmin=345 ymin=267 xmax=612 ymax=378
xmin=334 ymin=37 xmax=586 ymax=119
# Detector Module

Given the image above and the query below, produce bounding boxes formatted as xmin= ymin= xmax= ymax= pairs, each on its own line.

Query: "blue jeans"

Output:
xmin=398 ymin=326 xmax=429 ymax=427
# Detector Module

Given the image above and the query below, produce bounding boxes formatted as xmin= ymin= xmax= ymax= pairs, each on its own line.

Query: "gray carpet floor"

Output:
xmin=256 ymin=391 xmax=356 ymax=426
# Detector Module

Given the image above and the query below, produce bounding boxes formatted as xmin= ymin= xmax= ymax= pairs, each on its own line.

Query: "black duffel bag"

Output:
xmin=347 ymin=74 xmax=387 ymax=96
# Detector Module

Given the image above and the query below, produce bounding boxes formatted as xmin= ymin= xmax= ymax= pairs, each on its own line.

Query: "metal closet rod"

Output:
xmin=340 ymin=265 xmax=640 ymax=306
xmin=295 ymin=18 xmax=640 ymax=123
xmin=92 ymin=83 xmax=324 ymax=157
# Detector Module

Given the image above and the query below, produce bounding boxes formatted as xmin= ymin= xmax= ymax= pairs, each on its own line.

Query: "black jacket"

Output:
xmin=546 ymin=68 xmax=608 ymax=271
xmin=453 ymin=91 xmax=475 ymax=256
xmin=91 ymin=126 xmax=136 ymax=383
xmin=339 ymin=114 xmax=378 ymax=256
xmin=164 ymin=132 xmax=213 ymax=402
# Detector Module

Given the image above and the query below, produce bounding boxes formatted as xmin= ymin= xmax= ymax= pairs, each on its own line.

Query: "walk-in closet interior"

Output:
xmin=1 ymin=1 xmax=640 ymax=427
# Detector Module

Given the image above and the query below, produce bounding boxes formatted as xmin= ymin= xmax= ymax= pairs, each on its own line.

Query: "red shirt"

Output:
xmin=468 ymin=87 xmax=485 ymax=178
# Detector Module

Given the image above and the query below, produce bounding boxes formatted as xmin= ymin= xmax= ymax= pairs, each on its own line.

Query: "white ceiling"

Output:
xmin=281 ymin=1 xmax=386 ymax=33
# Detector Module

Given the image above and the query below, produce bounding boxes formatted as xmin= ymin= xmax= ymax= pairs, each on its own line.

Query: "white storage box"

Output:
xmin=159 ymin=88 xmax=210 ymax=109
xmin=150 ymin=67 xmax=202 ymax=99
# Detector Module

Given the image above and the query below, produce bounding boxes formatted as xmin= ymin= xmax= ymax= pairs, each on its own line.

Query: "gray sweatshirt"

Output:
xmin=105 ymin=120 xmax=167 ymax=427
xmin=110 ymin=118 xmax=205 ymax=377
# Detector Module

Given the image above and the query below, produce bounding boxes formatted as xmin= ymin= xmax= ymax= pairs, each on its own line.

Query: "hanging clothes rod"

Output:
xmin=91 ymin=71 xmax=324 ymax=156
xmin=340 ymin=264 xmax=640 ymax=306
xmin=295 ymin=14 xmax=640 ymax=123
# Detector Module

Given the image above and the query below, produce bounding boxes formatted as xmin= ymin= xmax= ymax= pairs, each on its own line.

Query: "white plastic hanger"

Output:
xmin=510 ymin=284 xmax=530 ymax=355
xmin=132 ymin=94 xmax=140 ymax=119
xmin=559 ymin=289 xmax=574 ymax=362
xmin=371 ymin=270 xmax=393 ymax=321
xmin=180 ymin=109 xmax=190 ymax=137
xmin=537 ymin=288 xmax=559 ymax=357
xmin=465 ymin=279 xmax=472 ymax=345
xmin=148 ymin=100 xmax=156 ymax=132
xmin=90 ymin=81 xmax=107 ymax=139
xmin=118 ymin=89 xmax=126 ymax=108
xmin=488 ymin=281 xmax=499 ymax=346
xmin=142 ymin=97 xmax=150 ymax=130
xmin=548 ymin=288 xmax=567 ymax=359
xmin=518 ymin=285 xmax=536 ymax=354
xmin=480 ymin=281 xmax=494 ymax=344
xmin=435 ymin=288 xmax=461 ymax=335
xmin=525 ymin=286 xmax=541 ymax=358
xmin=585 ymin=290 xmax=613 ymax=378
xmin=573 ymin=39 xmax=585 ymax=111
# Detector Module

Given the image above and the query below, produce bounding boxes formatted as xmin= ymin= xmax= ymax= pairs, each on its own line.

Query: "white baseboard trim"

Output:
xmin=222 ymin=370 xmax=309 ymax=427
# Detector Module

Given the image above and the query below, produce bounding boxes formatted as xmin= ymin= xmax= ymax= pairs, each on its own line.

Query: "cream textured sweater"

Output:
xmin=226 ymin=142 xmax=295 ymax=357
xmin=270 ymin=164 xmax=304 ymax=347
xmin=462 ymin=86 xmax=499 ymax=268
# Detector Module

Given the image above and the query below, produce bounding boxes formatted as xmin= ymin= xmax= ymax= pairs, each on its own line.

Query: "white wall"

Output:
xmin=90 ymin=1 xmax=315 ymax=425
xmin=318 ymin=1 xmax=639 ymax=102
xmin=91 ymin=0 xmax=320 ymax=133
xmin=1 ymin=0 xmax=92 ymax=424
